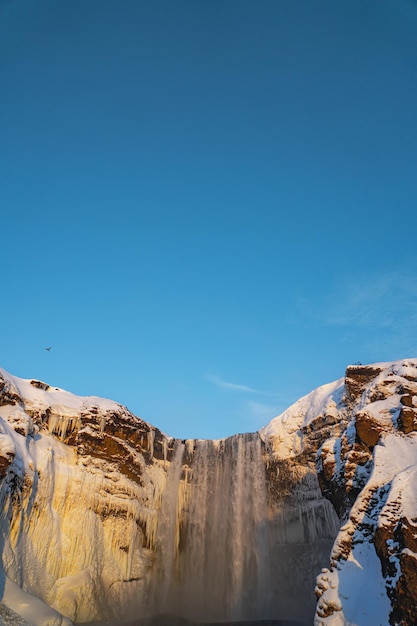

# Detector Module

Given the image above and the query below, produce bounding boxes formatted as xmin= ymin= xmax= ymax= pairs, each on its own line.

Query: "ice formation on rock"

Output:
xmin=3 ymin=362 xmax=392 ymax=625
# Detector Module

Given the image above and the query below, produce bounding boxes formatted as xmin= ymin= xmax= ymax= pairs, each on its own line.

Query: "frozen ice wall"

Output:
xmin=0 ymin=430 xmax=167 ymax=623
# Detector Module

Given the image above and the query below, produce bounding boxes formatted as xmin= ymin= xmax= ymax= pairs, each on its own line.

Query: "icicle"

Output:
xmin=47 ymin=413 xmax=80 ymax=441
xmin=185 ymin=439 xmax=195 ymax=460
xmin=147 ymin=428 xmax=155 ymax=458
xmin=212 ymin=438 xmax=222 ymax=452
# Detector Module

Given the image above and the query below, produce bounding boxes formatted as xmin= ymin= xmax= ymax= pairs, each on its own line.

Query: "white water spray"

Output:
xmin=149 ymin=433 xmax=271 ymax=622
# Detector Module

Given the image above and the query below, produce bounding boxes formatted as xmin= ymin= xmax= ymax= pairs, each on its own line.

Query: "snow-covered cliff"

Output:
xmin=0 ymin=360 xmax=416 ymax=626
xmin=314 ymin=360 xmax=417 ymax=626
xmin=0 ymin=366 xmax=339 ymax=625
xmin=0 ymin=369 xmax=168 ymax=625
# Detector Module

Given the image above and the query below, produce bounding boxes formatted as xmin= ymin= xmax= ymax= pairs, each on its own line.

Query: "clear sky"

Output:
xmin=1 ymin=0 xmax=417 ymax=439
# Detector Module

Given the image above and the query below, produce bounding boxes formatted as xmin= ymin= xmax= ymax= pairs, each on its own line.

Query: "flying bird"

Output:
xmin=45 ymin=347 xmax=52 ymax=352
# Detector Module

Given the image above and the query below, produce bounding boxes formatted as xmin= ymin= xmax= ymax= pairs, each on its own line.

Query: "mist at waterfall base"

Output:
xmin=81 ymin=612 xmax=309 ymax=625
xmin=81 ymin=433 xmax=335 ymax=626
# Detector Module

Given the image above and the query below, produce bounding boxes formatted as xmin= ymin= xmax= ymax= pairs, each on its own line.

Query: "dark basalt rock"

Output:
xmin=0 ymin=451 xmax=14 ymax=479
xmin=345 ymin=364 xmax=383 ymax=401
xmin=30 ymin=379 xmax=50 ymax=391
xmin=398 ymin=406 xmax=417 ymax=434
xmin=0 ymin=375 xmax=22 ymax=406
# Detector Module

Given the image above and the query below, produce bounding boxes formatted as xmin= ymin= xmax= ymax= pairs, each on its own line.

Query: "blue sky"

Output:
xmin=1 ymin=0 xmax=417 ymax=439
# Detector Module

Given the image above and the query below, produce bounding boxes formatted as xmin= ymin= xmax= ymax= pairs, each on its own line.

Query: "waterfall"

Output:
xmin=149 ymin=433 xmax=271 ymax=622
xmin=151 ymin=440 xmax=185 ymax=609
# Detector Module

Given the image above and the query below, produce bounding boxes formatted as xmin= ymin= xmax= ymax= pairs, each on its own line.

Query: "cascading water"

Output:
xmin=151 ymin=440 xmax=186 ymax=609
xmin=149 ymin=433 xmax=272 ymax=622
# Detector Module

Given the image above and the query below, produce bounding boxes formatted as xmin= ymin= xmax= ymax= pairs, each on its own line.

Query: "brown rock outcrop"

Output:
xmin=0 ymin=376 xmax=22 ymax=406
xmin=315 ymin=360 xmax=417 ymax=626
xmin=375 ymin=517 xmax=417 ymax=626
xmin=355 ymin=410 xmax=384 ymax=447
xmin=345 ymin=364 xmax=383 ymax=401
xmin=398 ymin=406 xmax=417 ymax=434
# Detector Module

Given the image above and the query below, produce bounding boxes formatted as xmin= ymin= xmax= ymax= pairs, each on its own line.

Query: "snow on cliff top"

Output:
xmin=259 ymin=358 xmax=417 ymax=459
xmin=259 ymin=377 xmax=345 ymax=457
xmin=0 ymin=367 xmax=123 ymax=417
xmin=2 ymin=358 xmax=417 ymax=446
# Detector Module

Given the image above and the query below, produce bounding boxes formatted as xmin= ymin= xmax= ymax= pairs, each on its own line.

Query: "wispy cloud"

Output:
xmin=205 ymin=376 xmax=288 ymax=430
xmin=205 ymin=374 xmax=258 ymax=393
xmin=294 ymin=268 xmax=417 ymax=359
xmin=323 ymin=271 xmax=417 ymax=329
xmin=300 ymin=270 xmax=417 ymax=331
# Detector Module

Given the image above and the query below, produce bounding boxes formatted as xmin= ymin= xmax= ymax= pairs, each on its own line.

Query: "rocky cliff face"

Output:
xmin=0 ymin=360 xmax=416 ymax=626
xmin=314 ymin=360 xmax=417 ymax=626
xmin=0 ymin=367 xmax=340 ymax=626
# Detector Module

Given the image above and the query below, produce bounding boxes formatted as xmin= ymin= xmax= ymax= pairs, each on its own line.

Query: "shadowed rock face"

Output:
xmin=344 ymin=364 xmax=384 ymax=402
